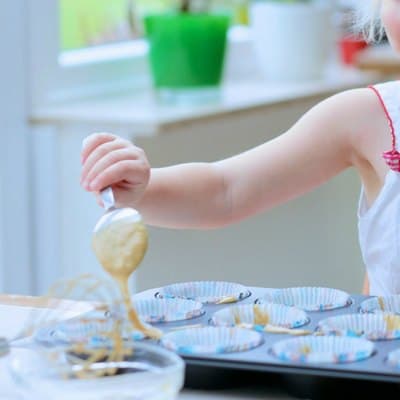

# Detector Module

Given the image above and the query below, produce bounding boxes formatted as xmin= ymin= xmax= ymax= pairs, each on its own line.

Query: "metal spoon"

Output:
xmin=93 ymin=187 xmax=142 ymax=234
xmin=92 ymin=187 xmax=161 ymax=339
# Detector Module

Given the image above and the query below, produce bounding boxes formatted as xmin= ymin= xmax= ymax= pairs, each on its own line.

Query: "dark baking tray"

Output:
xmin=148 ymin=286 xmax=400 ymax=396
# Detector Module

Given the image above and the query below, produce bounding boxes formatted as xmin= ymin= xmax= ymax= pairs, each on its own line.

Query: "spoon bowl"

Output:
xmin=94 ymin=208 xmax=142 ymax=234
xmin=93 ymin=187 xmax=143 ymax=234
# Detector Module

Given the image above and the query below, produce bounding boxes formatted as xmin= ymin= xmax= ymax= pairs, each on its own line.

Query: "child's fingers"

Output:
xmin=81 ymin=138 xmax=131 ymax=184
xmin=88 ymin=160 xmax=149 ymax=193
xmin=84 ymin=148 xmax=139 ymax=189
xmin=81 ymin=132 xmax=116 ymax=164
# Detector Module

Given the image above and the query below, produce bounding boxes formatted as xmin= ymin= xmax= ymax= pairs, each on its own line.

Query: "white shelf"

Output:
xmin=31 ymin=67 xmax=380 ymax=137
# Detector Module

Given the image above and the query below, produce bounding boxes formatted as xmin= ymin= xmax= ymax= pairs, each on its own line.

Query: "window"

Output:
xmin=61 ymin=0 xmax=137 ymax=51
xmin=29 ymin=0 xmax=249 ymax=108
xmin=60 ymin=0 xmax=172 ymax=51
xmin=29 ymin=0 xmax=151 ymax=108
xmin=60 ymin=0 xmax=248 ymax=51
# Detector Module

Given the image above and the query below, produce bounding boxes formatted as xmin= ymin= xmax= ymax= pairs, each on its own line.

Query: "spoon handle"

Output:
xmin=101 ymin=187 xmax=115 ymax=211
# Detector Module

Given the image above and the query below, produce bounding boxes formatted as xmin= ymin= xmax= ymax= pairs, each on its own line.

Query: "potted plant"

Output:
xmin=144 ymin=0 xmax=231 ymax=93
xmin=250 ymin=0 xmax=333 ymax=81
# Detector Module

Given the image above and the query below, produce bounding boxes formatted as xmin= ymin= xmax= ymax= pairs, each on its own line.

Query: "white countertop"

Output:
xmin=31 ymin=67 xmax=380 ymax=136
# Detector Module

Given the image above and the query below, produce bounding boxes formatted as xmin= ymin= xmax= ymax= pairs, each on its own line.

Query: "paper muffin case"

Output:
xmin=161 ymin=327 xmax=263 ymax=355
xmin=386 ymin=348 xmax=400 ymax=368
xmin=360 ymin=295 xmax=400 ymax=314
xmin=257 ymin=287 xmax=351 ymax=311
xmin=271 ymin=336 xmax=375 ymax=364
xmin=155 ymin=281 xmax=251 ymax=304
xmin=317 ymin=313 xmax=400 ymax=340
xmin=35 ymin=316 xmax=146 ymax=346
xmin=210 ymin=303 xmax=309 ymax=331
xmin=133 ymin=298 xmax=204 ymax=323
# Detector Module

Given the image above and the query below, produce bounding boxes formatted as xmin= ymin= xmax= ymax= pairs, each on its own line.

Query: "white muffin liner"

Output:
xmin=360 ymin=295 xmax=400 ymax=314
xmin=161 ymin=327 xmax=263 ymax=355
xmin=133 ymin=298 xmax=204 ymax=323
xmin=386 ymin=348 xmax=400 ymax=368
xmin=156 ymin=281 xmax=251 ymax=304
xmin=257 ymin=287 xmax=351 ymax=311
xmin=35 ymin=314 xmax=146 ymax=346
xmin=271 ymin=336 xmax=375 ymax=364
xmin=210 ymin=303 xmax=309 ymax=332
xmin=317 ymin=313 xmax=400 ymax=340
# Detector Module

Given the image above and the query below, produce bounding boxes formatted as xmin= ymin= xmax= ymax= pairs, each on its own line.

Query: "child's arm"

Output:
xmin=81 ymin=89 xmax=372 ymax=229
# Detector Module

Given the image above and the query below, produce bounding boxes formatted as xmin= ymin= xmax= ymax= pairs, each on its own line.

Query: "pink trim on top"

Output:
xmin=368 ymin=85 xmax=400 ymax=172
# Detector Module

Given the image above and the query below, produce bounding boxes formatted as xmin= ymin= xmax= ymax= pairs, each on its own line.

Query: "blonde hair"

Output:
xmin=353 ymin=0 xmax=383 ymax=42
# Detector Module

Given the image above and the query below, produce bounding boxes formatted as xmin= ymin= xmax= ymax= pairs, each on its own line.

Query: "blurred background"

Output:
xmin=0 ymin=0 xmax=398 ymax=296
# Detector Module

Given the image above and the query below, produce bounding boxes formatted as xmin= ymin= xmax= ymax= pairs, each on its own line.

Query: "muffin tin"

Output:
xmin=35 ymin=285 xmax=400 ymax=385
xmin=146 ymin=286 xmax=400 ymax=384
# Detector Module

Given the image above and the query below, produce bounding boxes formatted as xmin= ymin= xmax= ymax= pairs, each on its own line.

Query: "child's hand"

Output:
xmin=80 ymin=133 xmax=150 ymax=208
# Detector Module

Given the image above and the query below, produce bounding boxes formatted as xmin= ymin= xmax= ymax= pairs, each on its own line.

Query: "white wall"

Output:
xmin=0 ymin=1 xmax=33 ymax=294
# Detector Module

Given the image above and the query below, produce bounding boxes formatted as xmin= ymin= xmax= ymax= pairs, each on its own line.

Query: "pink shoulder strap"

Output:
xmin=369 ymin=84 xmax=400 ymax=171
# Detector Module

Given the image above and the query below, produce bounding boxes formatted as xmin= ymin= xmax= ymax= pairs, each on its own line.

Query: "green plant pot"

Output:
xmin=144 ymin=14 xmax=230 ymax=90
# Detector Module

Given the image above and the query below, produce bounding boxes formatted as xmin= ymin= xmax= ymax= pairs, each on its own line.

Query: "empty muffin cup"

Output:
xmin=317 ymin=313 xmax=400 ymax=340
xmin=270 ymin=336 xmax=374 ymax=364
xmin=156 ymin=281 xmax=251 ymax=304
xmin=257 ymin=287 xmax=351 ymax=311
xmin=211 ymin=303 xmax=309 ymax=331
xmin=161 ymin=326 xmax=263 ymax=355
xmin=133 ymin=298 xmax=204 ymax=323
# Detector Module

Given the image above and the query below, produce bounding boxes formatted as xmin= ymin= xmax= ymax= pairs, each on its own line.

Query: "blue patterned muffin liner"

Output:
xmin=210 ymin=303 xmax=309 ymax=331
xmin=133 ymin=298 xmax=204 ymax=323
xmin=257 ymin=287 xmax=351 ymax=311
xmin=161 ymin=327 xmax=263 ymax=355
xmin=271 ymin=336 xmax=374 ymax=364
xmin=386 ymin=348 xmax=400 ymax=368
xmin=360 ymin=295 xmax=400 ymax=314
xmin=317 ymin=313 xmax=400 ymax=340
xmin=155 ymin=281 xmax=251 ymax=304
xmin=34 ymin=314 xmax=146 ymax=346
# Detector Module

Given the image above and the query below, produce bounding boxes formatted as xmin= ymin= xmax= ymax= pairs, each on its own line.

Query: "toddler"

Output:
xmin=81 ymin=1 xmax=399 ymax=296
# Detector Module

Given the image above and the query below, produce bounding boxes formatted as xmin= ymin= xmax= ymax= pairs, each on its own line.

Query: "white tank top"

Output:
xmin=358 ymin=81 xmax=400 ymax=295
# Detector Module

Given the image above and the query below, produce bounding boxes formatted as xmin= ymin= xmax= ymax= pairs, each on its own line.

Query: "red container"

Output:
xmin=339 ymin=36 xmax=368 ymax=65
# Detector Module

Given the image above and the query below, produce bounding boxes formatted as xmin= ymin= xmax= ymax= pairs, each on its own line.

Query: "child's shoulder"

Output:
xmin=310 ymin=84 xmax=391 ymax=160
xmin=334 ymin=80 xmax=400 ymax=112
xmin=332 ymin=83 xmax=395 ymax=159
xmin=323 ymin=84 xmax=391 ymax=127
